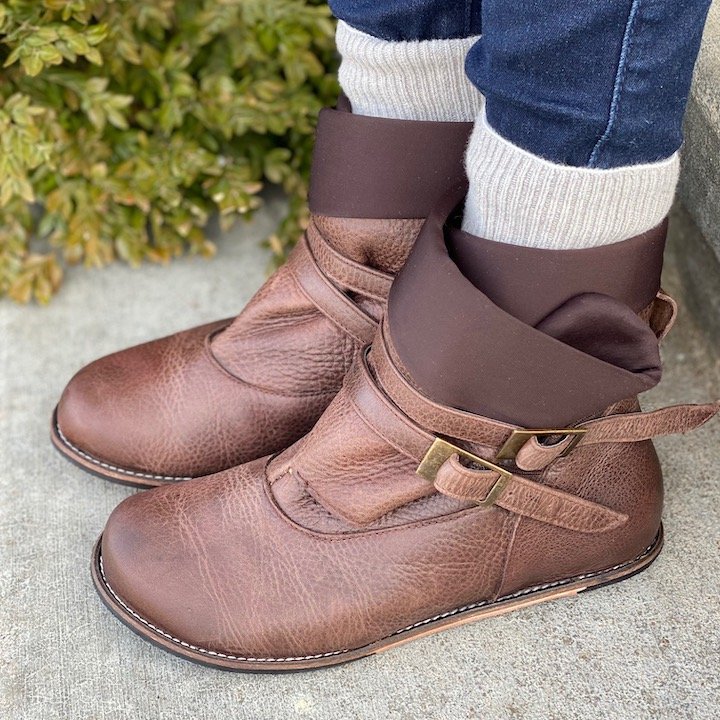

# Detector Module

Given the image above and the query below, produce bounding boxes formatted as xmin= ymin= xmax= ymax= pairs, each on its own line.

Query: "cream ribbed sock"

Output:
xmin=462 ymin=109 xmax=680 ymax=248
xmin=335 ymin=21 xmax=483 ymax=122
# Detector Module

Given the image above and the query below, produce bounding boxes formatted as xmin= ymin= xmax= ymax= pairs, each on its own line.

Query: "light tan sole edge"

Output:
xmin=91 ymin=526 xmax=664 ymax=673
xmin=51 ymin=407 xmax=188 ymax=488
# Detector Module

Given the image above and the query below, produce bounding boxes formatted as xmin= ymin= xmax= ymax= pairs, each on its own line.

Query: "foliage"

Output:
xmin=0 ymin=0 xmax=338 ymax=303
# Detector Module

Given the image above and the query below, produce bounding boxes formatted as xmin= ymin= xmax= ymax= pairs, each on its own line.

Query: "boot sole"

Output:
xmin=91 ymin=526 xmax=664 ymax=673
xmin=51 ymin=407 xmax=189 ymax=488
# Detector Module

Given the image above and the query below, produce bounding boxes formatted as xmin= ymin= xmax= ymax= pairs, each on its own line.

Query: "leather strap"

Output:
xmin=582 ymin=402 xmax=720 ymax=444
xmin=372 ymin=319 xmax=719 ymax=463
xmin=289 ymin=236 xmax=377 ymax=345
xmin=372 ymin=321 xmax=519 ymax=447
xmin=434 ymin=455 xmax=628 ymax=533
xmin=305 ymin=220 xmax=393 ymax=302
xmin=308 ymin=106 xmax=472 ymax=219
xmin=647 ymin=290 xmax=677 ymax=341
xmin=346 ymin=350 xmax=431 ymax=461
xmin=514 ymin=400 xmax=720 ymax=470
xmin=346 ymin=352 xmax=625 ymax=534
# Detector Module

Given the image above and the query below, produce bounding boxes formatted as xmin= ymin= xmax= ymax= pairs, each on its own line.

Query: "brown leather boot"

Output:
xmin=91 ymin=194 xmax=718 ymax=671
xmin=51 ymin=101 xmax=471 ymax=486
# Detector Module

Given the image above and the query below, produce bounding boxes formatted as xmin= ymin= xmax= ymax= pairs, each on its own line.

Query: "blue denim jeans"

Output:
xmin=328 ymin=0 xmax=711 ymax=168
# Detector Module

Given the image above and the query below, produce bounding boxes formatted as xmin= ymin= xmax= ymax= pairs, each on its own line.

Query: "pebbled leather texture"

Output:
xmin=101 ymin=457 xmax=515 ymax=659
xmin=433 ymin=454 xmax=629 ymax=533
xmin=97 ymin=188 xmax=720 ymax=667
xmin=98 ymin=313 xmax=717 ymax=662
xmin=56 ymin=216 xmax=422 ymax=481
xmin=53 ymin=102 xmax=467 ymax=485
xmin=93 ymin=187 xmax=718 ymax=663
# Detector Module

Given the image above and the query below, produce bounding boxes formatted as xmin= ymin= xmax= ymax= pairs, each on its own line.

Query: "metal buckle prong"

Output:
xmin=417 ymin=438 xmax=513 ymax=508
xmin=495 ymin=428 xmax=587 ymax=462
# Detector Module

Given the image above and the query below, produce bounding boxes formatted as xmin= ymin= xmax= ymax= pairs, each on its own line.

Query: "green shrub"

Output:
xmin=0 ymin=0 xmax=338 ymax=303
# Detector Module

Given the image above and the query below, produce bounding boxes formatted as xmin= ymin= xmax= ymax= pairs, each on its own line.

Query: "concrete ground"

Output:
xmin=1 ymin=197 xmax=718 ymax=720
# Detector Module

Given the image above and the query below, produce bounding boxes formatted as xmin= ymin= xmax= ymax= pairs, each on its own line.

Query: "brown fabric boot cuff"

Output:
xmin=308 ymin=99 xmax=471 ymax=219
xmin=387 ymin=192 xmax=664 ymax=427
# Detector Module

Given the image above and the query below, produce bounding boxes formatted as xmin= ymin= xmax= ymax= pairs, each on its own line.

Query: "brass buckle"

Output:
xmin=417 ymin=438 xmax=513 ymax=508
xmin=495 ymin=428 xmax=587 ymax=461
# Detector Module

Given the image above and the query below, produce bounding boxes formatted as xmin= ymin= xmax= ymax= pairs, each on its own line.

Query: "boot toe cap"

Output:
xmin=100 ymin=489 xmax=194 ymax=633
xmin=98 ymin=471 xmax=261 ymax=655
xmin=55 ymin=322 xmax=231 ymax=479
xmin=56 ymin=351 xmax=145 ymax=470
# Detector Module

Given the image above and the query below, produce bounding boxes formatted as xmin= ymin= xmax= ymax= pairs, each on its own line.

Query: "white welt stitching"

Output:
xmin=390 ymin=540 xmax=655 ymax=635
xmin=56 ymin=423 xmax=192 ymax=482
xmin=98 ymin=538 xmax=656 ymax=664
xmin=99 ymin=556 xmax=349 ymax=663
